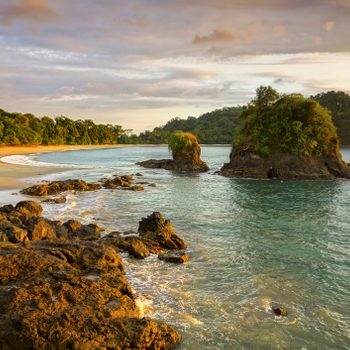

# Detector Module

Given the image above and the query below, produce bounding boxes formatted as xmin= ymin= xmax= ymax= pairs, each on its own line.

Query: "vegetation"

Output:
xmin=312 ymin=91 xmax=350 ymax=145
xmin=120 ymin=107 xmax=243 ymax=144
xmin=0 ymin=109 xmax=123 ymax=145
xmin=234 ymin=86 xmax=339 ymax=157
xmin=168 ymin=132 xmax=201 ymax=161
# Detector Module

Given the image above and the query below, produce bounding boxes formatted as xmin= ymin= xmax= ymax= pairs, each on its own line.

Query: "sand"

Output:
xmin=0 ymin=145 xmax=124 ymax=190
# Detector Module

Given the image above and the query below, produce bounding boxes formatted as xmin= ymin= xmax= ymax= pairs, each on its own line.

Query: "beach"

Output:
xmin=0 ymin=145 xmax=126 ymax=190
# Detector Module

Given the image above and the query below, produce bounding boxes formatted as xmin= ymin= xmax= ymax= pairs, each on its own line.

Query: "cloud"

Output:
xmin=324 ymin=20 xmax=335 ymax=32
xmin=0 ymin=0 xmax=57 ymax=25
xmin=193 ymin=29 xmax=235 ymax=44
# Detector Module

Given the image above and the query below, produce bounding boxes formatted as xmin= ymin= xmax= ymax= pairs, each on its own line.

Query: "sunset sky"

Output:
xmin=0 ymin=0 xmax=349 ymax=132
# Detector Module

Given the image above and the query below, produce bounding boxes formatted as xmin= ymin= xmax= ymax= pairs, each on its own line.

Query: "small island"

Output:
xmin=220 ymin=86 xmax=350 ymax=180
xmin=138 ymin=132 xmax=209 ymax=172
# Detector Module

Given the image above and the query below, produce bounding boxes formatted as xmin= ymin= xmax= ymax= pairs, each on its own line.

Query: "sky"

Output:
xmin=0 ymin=0 xmax=349 ymax=133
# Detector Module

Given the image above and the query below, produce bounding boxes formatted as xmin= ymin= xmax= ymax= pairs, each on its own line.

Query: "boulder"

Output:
xmin=138 ymin=212 xmax=187 ymax=250
xmin=15 ymin=201 xmax=43 ymax=217
xmin=58 ymin=220 xmax=103 ymax=241
xmin=272 ymin=307 xmax=287 ymax=317
xmin=128 ymin=237 xmax=151 ymax=259
xmin=158 ymin=252 xmax=190 ymax=264
xmin=21 ymin=179 xmax=102 ymax=196
xmin=42 ymin=197 xmax=67 ymax=204
xmin=27 ymin=217 xmax=57 ymax=241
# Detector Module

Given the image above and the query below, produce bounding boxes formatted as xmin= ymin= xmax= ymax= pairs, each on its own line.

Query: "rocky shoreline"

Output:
xmin=0 ymin=177 xmax=188 ymax=349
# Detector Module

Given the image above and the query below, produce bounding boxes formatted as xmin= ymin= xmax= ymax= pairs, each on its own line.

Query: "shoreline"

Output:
xmin=0 ymin=144 xmax=128 ymax=190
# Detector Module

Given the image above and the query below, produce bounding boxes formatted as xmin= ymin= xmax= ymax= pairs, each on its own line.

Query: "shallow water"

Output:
xmin=2 ymin=146 xmax=350 ymax=349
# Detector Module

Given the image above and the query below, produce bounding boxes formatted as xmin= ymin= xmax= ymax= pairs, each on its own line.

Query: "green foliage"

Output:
xmin=235 ymin=86 xmax=339 ymax=157
xmin=121 ymin=107 xmax=243 ymax=144
xmin=168 ymin=132 xmax=199 ymax=160
xmin=0 ymin=109 xmax=124 ymax=146
xmin=312 ymin=91 xmax=350 ymax=145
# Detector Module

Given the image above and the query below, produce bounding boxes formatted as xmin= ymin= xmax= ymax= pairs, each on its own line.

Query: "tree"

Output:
xmin=235 ymin=87 xmax=339 ymax=157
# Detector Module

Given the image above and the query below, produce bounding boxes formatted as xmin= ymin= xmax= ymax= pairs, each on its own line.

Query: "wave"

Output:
xmin=1 ymin=154 xmax=76 ymax=168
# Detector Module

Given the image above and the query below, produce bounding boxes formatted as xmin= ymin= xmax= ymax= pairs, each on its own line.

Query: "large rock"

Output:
xmin=21 ymin=179 xmax=102 ymax=196
xmin=27 ymin=217 xmax=57 ymax=241
xmin=158 ymin=252 xmax=190 ymax=264
xmin=0 ymin=240 xmax=181 ymax=349
xmin=138 ymin=158 xmax=209 ymax=172
xmin=138 ymin=212 xmax=187 ymax=250
xmin=15 ymin=201 xmax=43 ymax=216
xmin=219 ymin=149 xmax=350 ymax=180
xmin=58 ymin=220 xmax=103 ymax=241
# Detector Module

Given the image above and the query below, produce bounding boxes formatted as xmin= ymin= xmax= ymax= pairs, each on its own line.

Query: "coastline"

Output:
xmin=0 ymin=144 xmax=128 ymax=190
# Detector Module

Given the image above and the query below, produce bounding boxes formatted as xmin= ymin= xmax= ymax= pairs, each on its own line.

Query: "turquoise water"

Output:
xmin=9 ymin=147 xmax=350 ymax=349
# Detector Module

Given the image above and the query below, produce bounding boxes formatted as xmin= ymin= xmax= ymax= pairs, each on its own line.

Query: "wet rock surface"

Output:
xmin=0 ymin=201 xmax=182 ymax=349
xmin=158 ymin=251 xmax=190 ymax=264
xmin=137 ymin=158 xmax=209 ymax=172
xmin=219 ymin=149 xmax=350 ymax=180
xmin=102 ymin=174 xmax=145 ymax=192
xmin=21 ymin=179 xmax=102 ymax=196
xmin=42 ymin=196 xmax=67 ymax=204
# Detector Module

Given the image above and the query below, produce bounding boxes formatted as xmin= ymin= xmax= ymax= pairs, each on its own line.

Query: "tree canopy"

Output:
xmin=312 ymin=91 xmax=350 ymax=145
xmin=0 ymin=109 xmax=124 ymax=145
xmin=234 ymin=86 xmax=339 ymax=157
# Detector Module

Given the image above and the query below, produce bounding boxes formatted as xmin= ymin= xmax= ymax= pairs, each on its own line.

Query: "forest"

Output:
xmin=0 ymin=109 xmax=123 ymax=145
xmin=0 ymin=90 xmax=349 ymax=146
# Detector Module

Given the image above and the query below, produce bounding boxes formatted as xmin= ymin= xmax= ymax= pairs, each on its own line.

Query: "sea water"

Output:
xmin=2 ymin=146 xmax=350 ymax=349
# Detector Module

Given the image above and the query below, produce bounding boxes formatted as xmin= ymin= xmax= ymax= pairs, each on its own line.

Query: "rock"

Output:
xmin=272 ymin=307 xmax=287 ymax=317
xmin=219 ymin=149 xmax=350 ymax=180
xmin=58 ymin=220 xmax=103 ymax=241
xmin=0 ymin=204 xmax=15 ymax=213
xmin=137 ymin=158 xmax=209 ymax=172
xmin=21 ymin=179 xmax=102 ymax=196
xmin=135 ymin=173 xmax=143 ymax=176
xmin=128 ymin=238 xmax=151 ymax=259
xmin=158 ymin=252 xmax=190 ymax=264
xmin=42 ymin=197 xmax=67 ymax=204
xmin=138 ymin=212 xmax=187 ymax=250
xmin=15 ymin=201 xmax=43 ymax=217
xmin=27 ymin=217 xmax=57 ymax=241
xmin=122 ymin=185 xmax=145 ymax=192
xmin=0 ymin=221 xmax=28 ymax=243
xmin=0 ymin=239 xmax=181 ymax=349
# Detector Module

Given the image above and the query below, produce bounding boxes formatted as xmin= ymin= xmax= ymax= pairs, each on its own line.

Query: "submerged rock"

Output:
xmin=158 ymin=251 xmax=190 ymax=264
xmin=272 ymin=307 xmax=287 ymax=317
xmin=21 ymin=179 xmax=102 ymax=196
xmin=102 ymin=174 xmax=146 ymax=192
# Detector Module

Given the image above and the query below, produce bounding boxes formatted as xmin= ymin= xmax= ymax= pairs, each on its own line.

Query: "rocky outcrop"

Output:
xmin=139 ymin=212 xmax=187 ymax=250
xmin=21 ymin=179 xmax=102 ymax=196
xmin=137 ymin=158 xmax=209 ymax=172
xmin=102 ymin=174 xmax=145 ymax=192
xmin=0 ymin=202 xmax=182 ymax=349
xmin=0 ymin=240 xmax=181 ymax=349
xmin=219 ymin=149 xmax=350 ymax=180
xmin=101 ymin=212 xmax=188 ymax=261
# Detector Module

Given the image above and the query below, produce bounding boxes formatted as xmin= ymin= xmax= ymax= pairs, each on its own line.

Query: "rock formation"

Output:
xmin=219 ymin=87 xmax=350 ymax=180
xmin=138 ymin=132 xmax=209 ymax=172
xmin=0 ymin=201 xmax=182 ymax=349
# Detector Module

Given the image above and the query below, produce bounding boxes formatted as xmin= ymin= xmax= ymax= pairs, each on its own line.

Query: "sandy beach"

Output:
xmin=0 ymin=145 xmax=124 ymax=190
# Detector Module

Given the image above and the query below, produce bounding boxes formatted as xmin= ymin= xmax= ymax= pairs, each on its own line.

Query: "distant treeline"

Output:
xmin=1 ymin=90 xmax=350 ymax=146
xmin=121 ymin=91 xmax=350 ymax=145
xmin=0 ymin=109 xmax=123 ymax=145
xmin=120 ymin=106 xmax=243 ymax=144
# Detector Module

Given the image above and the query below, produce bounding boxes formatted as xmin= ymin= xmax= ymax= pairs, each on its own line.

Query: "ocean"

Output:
xmin=1 ymin=145 xmax=350 ymax=349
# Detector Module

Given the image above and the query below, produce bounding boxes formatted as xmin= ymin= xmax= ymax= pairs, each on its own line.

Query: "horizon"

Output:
xmin=1 ymin=0 xmax=350 ymax=133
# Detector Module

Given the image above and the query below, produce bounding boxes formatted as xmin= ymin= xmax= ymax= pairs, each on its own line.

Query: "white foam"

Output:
xmin=1 ymin=155 xmax=68 ymax=168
